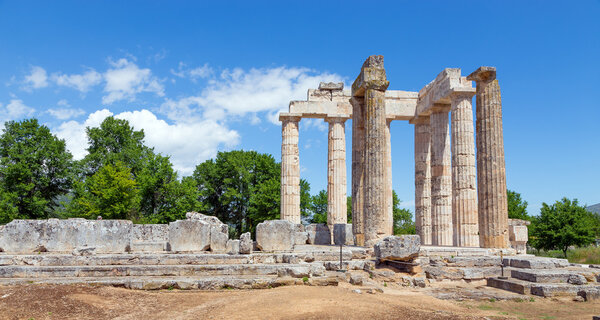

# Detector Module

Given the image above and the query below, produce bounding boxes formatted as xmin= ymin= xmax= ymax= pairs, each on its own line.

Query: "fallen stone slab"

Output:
xmin=578 ymin=287 xmax=600 ymax=301
xmin=239 ymin=232 xmax=252 ymax=254
xmin=210 ymin=227 xmax=228 ymax=253
xmin=226 ymin=240 xmax=240 ymax=255
xmin=374 ymin=235 xmax=420 ymax=262
xmin=306 ymin=224 xmax=331 ymax=245
xmin=186 ymin=212 xmax=228 ymax=234
xmin=486 ymin=277 xmax=532 ymax=295
xmin=511 ymin=269 xmax=588 ymax=284
xmin=168 ymin=220 xmax=211 ymax=252
xmin=503 ymin=256 xmax=569 ymax=269
xmin=255 ymin=220 xmax=294 ymax=252
xmin=293 ymin=224 xmax=308 ymax=245
xmin=333 ymin=224 xmax=354 ymax=246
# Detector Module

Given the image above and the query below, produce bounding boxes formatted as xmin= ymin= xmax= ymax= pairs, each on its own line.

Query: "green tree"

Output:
xmin=347 ymin=196 xmax=352 ymax=223
xmin=530 ymin=198 xmax=596 ymax=257
xmin=507 ymin=189 xmax=530 ymax=221
xmin=0 ymin=119 xmax=73 ymax=221
xmin=69 ymin=162 xmax=138 ymax=219
xmin=393 ymin=191 xmax=415 ymax=235
xmin=309 ymin=190 xmax=328 ymax=224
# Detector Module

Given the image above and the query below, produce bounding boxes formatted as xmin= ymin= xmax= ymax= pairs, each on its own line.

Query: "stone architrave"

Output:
xmin=351 ymin=55 xmax=390 ymax=247
xmin=351 ymin=96 xmax=365 ymax=246
xmin=450 ymin=90 xmax=479 ymax=247
xmin=326 ymin=116 xmax=349 ymax=229
xmin=412 ymin=116 xmax=432 ymax=245
xmin=467 ymin=67 xmax=509 ymax=248
xmin=430 ymin=105 xmax=453 ymax=246
xmin=280 ymin=114 xmax=301 ymax=224
xmin=385 ymin=119 xmax=393 ymax=235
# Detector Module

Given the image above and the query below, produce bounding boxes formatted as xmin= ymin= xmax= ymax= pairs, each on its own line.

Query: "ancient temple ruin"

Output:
xmin=279 ymin=56 xmax=510 ymax=249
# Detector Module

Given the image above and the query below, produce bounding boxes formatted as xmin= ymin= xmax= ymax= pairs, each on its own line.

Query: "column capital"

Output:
xmin=430 ymin=103 xmax=451 ymax=113
xmin=352 ymin=55 xmax=389 ymax=97
xmin=467 ymin=66 xmax=497 ymax=83
xmin=279 ymin=112 xmax=302 ymax=122
xmin=325 ymin=114 xmax=351 ymax=123
xmin=449 ymin=88 xmax=476 ymax=100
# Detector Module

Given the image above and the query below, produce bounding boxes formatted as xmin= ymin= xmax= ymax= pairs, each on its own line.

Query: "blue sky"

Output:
xmin=0 ymin=0 xmax=598 ymax=215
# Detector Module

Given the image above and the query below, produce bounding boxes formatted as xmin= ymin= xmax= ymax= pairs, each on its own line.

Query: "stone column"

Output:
xmin=326 ymin=116 xmax=348 ymax=229
xmin=280 ymin=114 xmax=301 ymax=224
xmin=351 ymin=97 xmax=365 ymax=246
xmin=413 ymin=117 xmax=432 ymax=245
xmin=351 ymin=55 xmax=390 ymax=247
xmin=385 ymin=119 xmax=393 ymax=235
xmin=450 ymin=90 xmax=480 ymax=247
xmin=430 ymin=106 xmax=453 ymax=246
xmin=467 ymin=67 xmax=509 ymax=248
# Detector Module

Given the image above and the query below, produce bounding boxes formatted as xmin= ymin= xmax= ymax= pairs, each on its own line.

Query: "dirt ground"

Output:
xmin=0 ymin=283 xmax=598 ymax=320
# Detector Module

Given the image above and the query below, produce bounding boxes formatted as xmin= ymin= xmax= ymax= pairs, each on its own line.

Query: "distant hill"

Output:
xmin=588 ymin=203 xmax=600 ymax=214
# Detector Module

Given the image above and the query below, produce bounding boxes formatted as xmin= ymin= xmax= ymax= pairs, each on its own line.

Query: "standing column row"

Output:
xmin=413 ymin=117 xmax=432 ymax=245
xmin=326 ymin=116 xmax=349 ymax=230
xmin=430 ymin=106 xmax=453 ymax=246
xmin=280 ymin=115 xmax=301 ymax=224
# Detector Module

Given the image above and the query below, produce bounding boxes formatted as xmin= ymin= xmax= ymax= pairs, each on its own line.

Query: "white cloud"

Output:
xmin=23 ymin=66 xmax=48 ymax=90
xmin=0 ymin=99 xmax=36 ymax=130
xmin=54 ymin=109 xmax=239 ymax=175
xmin=102 ymin=58 xmax=164 ymax=104
xmin=301 ymin=118 xmax=328 ymax=132
xmin=47 ymin=107 xmax=85 ymax=120
xmin=171 ymin=62 xmax=213 ymax=81
xmin=160 ymin=66 xmax=344 ymax=125
xmin=52 ymin=69 xmax=102 ymax=92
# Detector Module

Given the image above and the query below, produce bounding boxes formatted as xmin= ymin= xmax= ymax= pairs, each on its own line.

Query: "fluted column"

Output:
xmin=413 ymin=117 xmax=432 ymax=245
xmin=430 ymin=106 xmax=452 ymax=246
xmin=326 ymin=116 xmax=349 ymax=229
xmin=468 ymin=67 xmax=509 ymax=248
xmin=385 ymin=119 xmax=393 ymax=235
xmin=351 ymin=55 xmax=390 ymax=247
xmin=351 ymin=97 xmax=366 ymax=246
xmin=450 ymin=91 xmax=479 ymax=247
xmin=280 ymin=114 xmax=301 ymax=224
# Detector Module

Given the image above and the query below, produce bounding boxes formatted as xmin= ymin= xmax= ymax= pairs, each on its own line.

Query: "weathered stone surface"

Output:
xmin=374 ymin=235 xmax=420 ymax=262
xmin=168 ymin=220 xmax=210 ymax=252
xmin=413 ymin=117 xmax=432 ymax=245
xmin=186 ymin=212 xmax=228 ymax=234
xmin=292 ymin=224 xmax=308 ymax=245
xmin=72 ymin=247 xmax=96 ymax=256
xmin=504 ymin=256 xmax=569 ymax=269
xmin=511 ymin=269 xmax=587 ymax=284
xmin=430 ymin=108 xmax=453 ymax=246
xmin=413 ymin=277 xmax=427 ymax=288
xmin=333 ymin=224 xmax=354 ymax=246
xmin=256 ymin=220 xmax=294 ymax=252
xmin=210 ymin=227 xmax=228 ymax=253
xmin=130 ymin=224 xmax=168 ymax=252
xmin=0 ymin=219 xmax=133 ymax=253
xmin=319 ymin=82 xmax=344 ymax=91
xmin=226 ymin=240 xmax=240 ymax=255
xmin=326 ymin=117 xmax=349 ymax=228
xmin=306 ymin=224 xmax=331 ymax=245
xmin=239 ymin=232 xmax=252 ymax=254
xmin=280 ymin=115 xmax=301 ymax=224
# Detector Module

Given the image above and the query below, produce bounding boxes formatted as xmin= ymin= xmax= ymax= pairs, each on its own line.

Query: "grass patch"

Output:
xmin=477 ymin=304 xmax=494 ymax=311
xmin=529 ymin=246 xmax=600 ymax=264
xmin=302 ymin=277 xmax=308 ymax=283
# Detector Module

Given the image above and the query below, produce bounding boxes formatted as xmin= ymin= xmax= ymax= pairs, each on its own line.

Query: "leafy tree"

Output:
xmin=507 ymin=189 xmax=530 ymax=221
xmin=0 ymin=119 xmax=73 ymax=221
xmin=138 ymin=176 xmax=201 ymax=224
xmin=530 ymin=198 xmax=596 ymax=257
xmin=393 ymin=191 xmax=415 ymax=235
xmin=347 ymin=196 xmax=352 ymax=223
xmin=309 ymin=190 xmax=328 ymax=224
xmin=69 ymin=162 xmax=138 ymax=220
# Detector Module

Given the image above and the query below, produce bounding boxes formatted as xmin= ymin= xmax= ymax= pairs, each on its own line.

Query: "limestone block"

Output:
xmin=255 ymin=220 xmax=294 ymax=252
xmin=306 ymin=224 xmax=331 ymax=245
xmin=239 ymin=232 xmax=252 ymax=254
xmin=374 ymin=235 xmax=420 ymax=262
xmin=333 ymin=224 xmax=354 ymax=246
xmin=293 ymin=224 xmax=308 ymax=245
xmin=226 ymin=239 xmax=240 ymax=255
xmin=186 ymin=212 xmax=228 ymax=234
xmin=168 ymin=220 xmax=211 ymax=252
xmin=210 ymin=227 xmax=228 ymax=253
xmin=130 ymin=224 xmax=168 ymax=252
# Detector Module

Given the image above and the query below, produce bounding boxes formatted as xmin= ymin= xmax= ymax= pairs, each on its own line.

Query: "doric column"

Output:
xmin=412 ymin=116 xmax=432 ymax=245
xmin=450 ymin=90 xmax=480 ymax=247
xmin=430 ymin=106 xmax=453 ymax=246
xmin=351 ymin=97 xmax=365 ymax=246
xmin=351 ymin=55 xmax=390 ymax=247
xmin=280 ymin=113 xmax=301 ymax=224
xmin=385 ymin=119 xmax=393 ymax=235
xmin=326 ymin=116 xmax=349 ymax=229
xmin=467 ymin=67 xmax=509 ymax=248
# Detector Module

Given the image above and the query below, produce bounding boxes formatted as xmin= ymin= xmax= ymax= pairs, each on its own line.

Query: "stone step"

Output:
xmin=0 ymin=274 xmax=339 ymax=290
xmin=486 ymin=277 xmax=533 ymax=295
xmin=511 ymin=269 xmax=591 ymax=284
xmin=0 ymin=250 xmax=359 ymax=267
xmin=487 ymin=276 xmax=600 ymax=299
xmin=0 ymin=263 xmax=326 ymax=279
xmin=503 ymin=256 xmax=569 ymax=269
xmin=423 ymin=265 xmax=508 ymax=281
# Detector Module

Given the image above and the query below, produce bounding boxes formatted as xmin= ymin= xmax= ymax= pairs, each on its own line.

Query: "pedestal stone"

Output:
xmin=430 ymin=106 xmax=452 ymax=246
xmin=450 ymin=91 xmax=479 ymax=247
xmin=468 ymin=67 xmax=509 ymax=248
